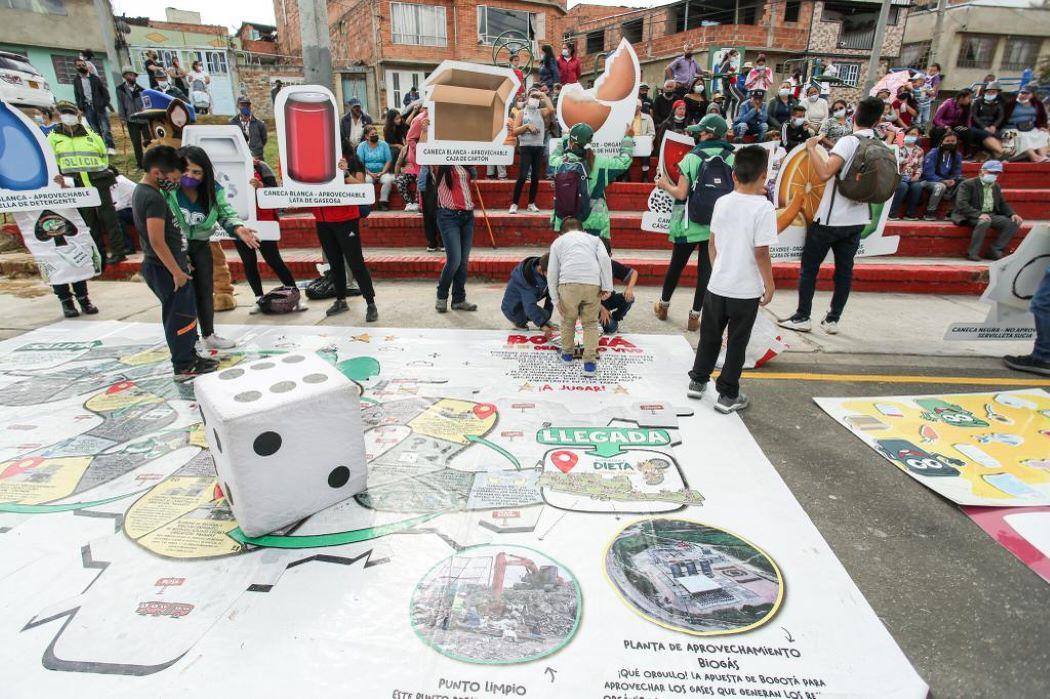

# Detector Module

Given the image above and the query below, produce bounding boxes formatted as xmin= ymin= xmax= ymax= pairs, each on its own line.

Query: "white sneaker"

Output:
xmin=820 ymin=317 xmax=839 ymax=335
xmin=526 ymin=203 xmax=540 ymax=213
xmin=404 ymin=203 xmax=419 ymax=212
xmin=778 ymin=315 xmax=812 ymax=332
xmin=203 ymin=334 xmax=236 ymax=350
xmin=508 ymin=204 xmax=519 ymax=214
xmin=107 ymin=147 xmax=116 ymax=155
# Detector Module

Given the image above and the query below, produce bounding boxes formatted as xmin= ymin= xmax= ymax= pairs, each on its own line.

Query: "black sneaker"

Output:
xmin=174 ymin=356 xmax=220 ymax=383
xmin=451 ymin=301 xmax=478 ymax=311
xmin=105 ymin=253 xmax=127 ymax=265
xmin=778 ymin=314 xmax=811 ymax=332
xmin=715 ymin=393 xmax=750 ymax=414
xmin=1003 ymin=354 xmax=1050 ymax=377
xmin=61 ymin=299 xmax=79 ymax=318
xmin=687 ymin=380 xmax=706 ymax=399
xmin=923 ymin=212 xmax=937 ymax=221
xmin=77 ymin=296 xmax=99 ymax=315
xmin=436 ymin=298 xmax=448 ymax=314
xmin=326 ymin=299 xmax=349 ymax=316
xmin=347 ymin=286 xmax=363 ymax=297
xmin=365 ymin=303 xmax=378 ymax=323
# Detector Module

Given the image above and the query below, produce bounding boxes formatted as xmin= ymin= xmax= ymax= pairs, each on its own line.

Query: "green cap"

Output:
xmin=686 ymin=114 xmax=728 ymax=138
xmin=568 ymin=123 xmax=594 ymax=146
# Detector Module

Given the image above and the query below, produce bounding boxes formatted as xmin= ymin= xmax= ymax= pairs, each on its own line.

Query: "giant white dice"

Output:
xmin=194 ymin=352 xmax=367 ymax=537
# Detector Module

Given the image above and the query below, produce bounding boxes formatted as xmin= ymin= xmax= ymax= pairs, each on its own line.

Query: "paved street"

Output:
xmin=1 ymin=277 xmax=1047 ymax=695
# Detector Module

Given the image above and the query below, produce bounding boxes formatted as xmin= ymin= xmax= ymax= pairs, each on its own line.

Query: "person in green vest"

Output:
xmin=549 ymin=123 xmax=634 ymax=243
xmin=653 ymin=114 xmax=734 ymax=332
xmin=163 ymin=145 xmax=260 ymax=352
xmin=48 ymin=100 xmax=130 ymax=266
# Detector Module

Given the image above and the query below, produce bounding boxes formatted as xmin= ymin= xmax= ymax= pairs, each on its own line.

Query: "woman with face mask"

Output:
xmin=187 ymin=60 xmax=211 ymax=114
xmin=893 ymin=85 xmax=918 ymax=128
xmin=684 ymin=77 xmax=708 ymax=124
xmin=657 ymin=99 xmax=690 ymax=146
xmin=768 ymin=82 xmax=797 ymax=131
xmin=1002 ymin=86 xmax=1049 ymax=163
xmin=889 ymin=126 xmax=927 ymax=220
xmin=166 ymin=57 xmax=189 ymax=95
xmin=509 ymin=90 xmax=554 ymax=213
xmin=968 ymin=81 xmax=1005 ymax=158
xmin=557 ymin=43 xmax=581 ymax=86
xmin=164 ymin=146 xmax=261 ymax=350
xmin=539 ymin=44 xmax=561 ymax=90
xmin=745 ymin=54 xmax=774 ymax=93
xmin=818 ymin=99 xmax=852 ymax=148
xmin=803 ymin=84 xmax=828 ymax=132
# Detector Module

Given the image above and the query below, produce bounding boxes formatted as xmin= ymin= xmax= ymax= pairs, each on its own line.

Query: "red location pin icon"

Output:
xmin=473 ymin=403 xmax=497 ymax=420
xmin=107 ymin=381 xmax=135 ymax=394
xmin=551 ymin=450 xmax=578 ymax=474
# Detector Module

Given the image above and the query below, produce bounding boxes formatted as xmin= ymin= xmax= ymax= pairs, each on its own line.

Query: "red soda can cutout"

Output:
xmin=284 ymin=92 xmax=336 ymax=184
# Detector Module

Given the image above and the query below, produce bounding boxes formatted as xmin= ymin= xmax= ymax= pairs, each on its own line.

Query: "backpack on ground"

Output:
xmin=687 ymin=146 xmax=735 ymax=225
xmin=257 ymin=285 xmax=304 ymax=313
xmin=305 ymin=272 xmax=336 ymax=300
xmin=836 ymin=135 xmax=901 ymax=203
xmin=553 ymin=160 xmax=592 ymax=221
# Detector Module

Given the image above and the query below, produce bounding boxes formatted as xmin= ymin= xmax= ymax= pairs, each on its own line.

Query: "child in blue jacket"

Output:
xmin=501 ymin=254 xmax=555 ymax=334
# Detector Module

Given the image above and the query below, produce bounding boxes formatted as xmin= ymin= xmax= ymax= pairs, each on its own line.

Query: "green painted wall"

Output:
xmin=0 ymin=43 xmax=117 ymax=106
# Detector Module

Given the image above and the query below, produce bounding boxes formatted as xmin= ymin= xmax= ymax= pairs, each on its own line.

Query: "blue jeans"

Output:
xmin=734 ymin=121 xmax=767 ymax=140
xmin=501 ymin=294 xmax=552 ymax=328
xmin=140 ymin=259 xmax=199 ymax=371
xmin=890 ymin=178 xmax=923 ymax=218
xmin=1031 ymin=262 xmax=1050 ymax=361
xmin=601 ymin=293 xmax=634 ymax=333
xmin=83 ymin=105 xmax=115 ymax=148
xmin=795 ymin=223 xmax=865 ymax=321
xmin=436 ymin=209 xmax=474 ymax=303
xmin=917 ymin=101 xmax=931 ymax=127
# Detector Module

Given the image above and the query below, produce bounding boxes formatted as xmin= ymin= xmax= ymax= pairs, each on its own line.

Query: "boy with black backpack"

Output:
xmin=550 ymin=123 xmax=634 ymax=243
xmin=654 ymin=114 xmax=734 ymax=331
xmin=779 ymin=96 xmax=899 ymax=335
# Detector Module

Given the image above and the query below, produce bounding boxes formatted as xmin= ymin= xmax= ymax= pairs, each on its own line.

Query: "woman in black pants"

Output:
xmin=508 ymin=90 xmax=554 ymax=214
xmin=237 ymin=159 xmax=298 ymax=308
xmin=313 ymin=147 xmax=378 ymax=321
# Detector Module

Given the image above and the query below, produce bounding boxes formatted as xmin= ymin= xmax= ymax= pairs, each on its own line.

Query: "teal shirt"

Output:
xmin=549 ymin=136 xmax=634 ymax=239
xmin=165 ymin=184 xmax=244 ymax=241
xmin=667 ymin=140 xmax=735 ymax=244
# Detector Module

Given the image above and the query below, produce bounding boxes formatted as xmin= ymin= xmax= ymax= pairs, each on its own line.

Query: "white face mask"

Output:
xmin=807 ymin=94 xmax=819 ymax=102
xmin=980 ymin=173 xmax=998 ymax=185
xmin=527 ymin=98 xmax=539 ymax=109
xmin=59 ymin=113 xmax=79 ymax=126
xmin=693 ymin=85 xmax=703 ymax=94
xmin=561 ymin=49 xmax=569 ymax=58
xmin=792 ymin=117 xmax=805 ymax=127
xmin=779 ymin=89 xmax=791 ymax=97
xmin=833 ymin=109 xmax=846 ymax=118
xmin=904 ymin=135 xmax=918 ymax=145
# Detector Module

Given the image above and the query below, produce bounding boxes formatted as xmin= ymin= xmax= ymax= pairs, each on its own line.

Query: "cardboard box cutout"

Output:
xmin=182 ymin=125 xmax=281 ymax=241
xmin=556 ymin=39 xmax=641 ymax=158
xmin=945 ymin=223 xmax=1047 ymax=341
xmin=0 ymin=99 xmax=100 ymax=211
xmin=258 ymin=85 xmax=375 ymax=209
xmin=417 ymin=61 xmax=520 ymax=166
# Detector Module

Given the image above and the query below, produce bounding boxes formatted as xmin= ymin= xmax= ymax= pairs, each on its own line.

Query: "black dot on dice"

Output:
xmin=235 ymin=390 xmax=261 ymax=402
xmin=253 ymin=431 xmax=282 ymax=456
xmin=270 ymin=380 xmax=296 ymax=393
xmin=282 ymin=354 xmax=305 ymax=364
xmin=212 ymin=429 xmax=223 ymax=453
xmin=251 ymin=362 xmax=275 ymax=370
xmin=328 ymin=466 xmax=350 ymax=488
xmin=219 ymin=368 xmax=244 ymax=380
xmin=303 ymin=373 xmax=328 ymax=384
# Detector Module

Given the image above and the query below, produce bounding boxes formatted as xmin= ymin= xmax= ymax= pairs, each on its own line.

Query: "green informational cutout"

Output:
xmin=536 ymin=426 xmax=673 ymax=458
xmin=336 ymin=356 xmax=381 ymax=382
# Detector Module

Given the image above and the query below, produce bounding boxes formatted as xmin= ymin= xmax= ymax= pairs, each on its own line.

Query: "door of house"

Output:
xmin=384 ymin=69 xmax=425 ymax=111
xmin=341 ymin=75 xmax=369 ymax=115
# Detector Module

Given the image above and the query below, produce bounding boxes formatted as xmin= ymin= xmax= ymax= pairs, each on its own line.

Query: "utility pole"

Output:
xmin=928 ymin=0 xmax=948 ymax=66
xmin=93 ymin=0 xmax=124 ymax=88
xmin=298 ymin=0 xmax=334 ymax=90
xmin=862 ymin=0 xmax=893 ymax=94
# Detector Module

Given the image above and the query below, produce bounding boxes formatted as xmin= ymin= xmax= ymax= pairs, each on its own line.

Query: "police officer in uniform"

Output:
xmin=47 ymin=100 xmax=129 ymax=265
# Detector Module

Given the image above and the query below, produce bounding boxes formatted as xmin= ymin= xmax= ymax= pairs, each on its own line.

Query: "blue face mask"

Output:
xmin=240 ymin=106 xmax=251 ymax=117
xmin=980 ymin=173 xmax=998 ymax=185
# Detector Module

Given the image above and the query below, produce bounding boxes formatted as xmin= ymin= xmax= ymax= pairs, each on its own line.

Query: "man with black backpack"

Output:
xmin=654 ymin=114 xmax=734 ymax=331
xmin=780 ymin=96 xmax=899 ymax=335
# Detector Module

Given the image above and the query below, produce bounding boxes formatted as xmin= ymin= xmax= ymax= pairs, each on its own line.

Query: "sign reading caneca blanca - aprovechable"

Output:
xmin=257 ymin=85 xmax=375 ymax=209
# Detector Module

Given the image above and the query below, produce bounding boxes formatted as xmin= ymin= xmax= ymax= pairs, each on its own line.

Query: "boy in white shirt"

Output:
xmin=687 ymin=146 xmax=776 ymax=413
xmin=548 ymin=218 xmax=614 ymax=377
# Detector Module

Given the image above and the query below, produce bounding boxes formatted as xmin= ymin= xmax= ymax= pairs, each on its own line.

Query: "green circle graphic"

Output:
xmin=409 ymin=544 xmax=582 ymax=664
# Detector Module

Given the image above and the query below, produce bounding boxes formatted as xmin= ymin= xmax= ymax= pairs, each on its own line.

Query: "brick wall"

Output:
xmin=238 ymin=63 xmax=306 ymax=119
xmin=807 ymin=1 xmax=906 ymax=59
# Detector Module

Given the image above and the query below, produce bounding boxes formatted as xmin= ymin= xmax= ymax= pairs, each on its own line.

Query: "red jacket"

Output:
xmin=557 ymin=56 xmax=581 ymax=85
xmin=312 ymin=205 xmax=359 ymax=223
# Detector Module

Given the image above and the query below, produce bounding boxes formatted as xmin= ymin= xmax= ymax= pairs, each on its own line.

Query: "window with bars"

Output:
xmin=1000 ymin=37 xmax=1040 ymax=71
xmin=50 ymin=54 xmax=102 ymax=84
xmin=899 ymin=41 xmax=932 ymax=71
xmin=957 ymin=34 xmax=998 ymax=69
xmin=477 ymin=6 xmax=534 ymax=46
xmin=392 ymin=2 xmax=448 ymax=47
xmin=668 ymin=0 xmax=761 ymax=33
xmin=831 ymin=62 xmax=860 ymax=87
xmin=586 ymin=30 xmax=604 ymax=55
xmin=784 ymin=1 xmax=801 ymax=23
xmin=621 ymin=18 xmax=643 ymax=44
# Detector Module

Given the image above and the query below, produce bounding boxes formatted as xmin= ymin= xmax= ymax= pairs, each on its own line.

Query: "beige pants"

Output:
xmin=559 ymin=283 xmax=602 ymax=362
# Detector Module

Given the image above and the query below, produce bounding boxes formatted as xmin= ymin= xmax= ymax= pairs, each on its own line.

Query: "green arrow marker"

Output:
xmin=0 ymin=489 xmax=145 ymax=514
xmin=227 ymin=512 xmax=439 ymax=549
xmin=466 ymin=435 xmax=521 ymax=470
